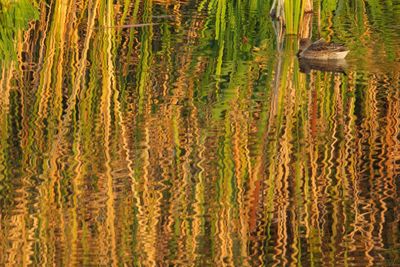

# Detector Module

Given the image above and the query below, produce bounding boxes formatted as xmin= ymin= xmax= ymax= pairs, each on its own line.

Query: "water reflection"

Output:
xmin=299 ymin=58 xmax=348 ymax=74
xmin=0 ymin=0 xmax=399 ymax=266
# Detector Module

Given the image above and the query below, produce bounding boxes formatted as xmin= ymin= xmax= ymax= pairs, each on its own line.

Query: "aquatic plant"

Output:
xmin=270 ymin=0 xmax=312 ymax=35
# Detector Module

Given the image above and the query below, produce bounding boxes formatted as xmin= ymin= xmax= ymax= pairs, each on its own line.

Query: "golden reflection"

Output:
xmin=0 ymin=0 xmax=399 ymax=266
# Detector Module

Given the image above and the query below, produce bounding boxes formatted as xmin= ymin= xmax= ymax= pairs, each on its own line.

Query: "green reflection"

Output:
xmin=0 ymin=0 xmax=37 ymax=64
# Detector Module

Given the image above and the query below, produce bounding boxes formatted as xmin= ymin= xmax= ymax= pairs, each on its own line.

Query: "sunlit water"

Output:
xmin=0 ymin=0 xmax=399 ymax=266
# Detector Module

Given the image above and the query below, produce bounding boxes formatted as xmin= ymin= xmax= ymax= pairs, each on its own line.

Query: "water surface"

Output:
xmin=0 ymin=0 xmax=399 ymax=266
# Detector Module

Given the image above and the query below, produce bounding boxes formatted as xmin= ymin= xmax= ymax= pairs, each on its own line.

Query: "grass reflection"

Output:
xmin=0 ymin=0 xmax=399 ymax=266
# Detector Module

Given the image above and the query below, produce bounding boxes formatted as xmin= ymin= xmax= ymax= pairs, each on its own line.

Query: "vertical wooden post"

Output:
xmin=299 ymin=13 xmax=313 ymax=39
xmin=304 ymin=0 xmax=313 ymax=13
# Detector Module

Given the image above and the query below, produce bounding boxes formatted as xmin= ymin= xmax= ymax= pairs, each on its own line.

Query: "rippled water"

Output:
xmin=0 ymin=0 xmax=399 ymax=266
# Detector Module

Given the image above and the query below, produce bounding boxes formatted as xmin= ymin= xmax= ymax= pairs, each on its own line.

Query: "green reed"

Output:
xmin=284 ymin=0 xmax=304 ymax=34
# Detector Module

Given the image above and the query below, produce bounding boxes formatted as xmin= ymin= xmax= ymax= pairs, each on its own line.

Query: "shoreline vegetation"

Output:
xmin=270 ymin=0 xmax=313 ymax=35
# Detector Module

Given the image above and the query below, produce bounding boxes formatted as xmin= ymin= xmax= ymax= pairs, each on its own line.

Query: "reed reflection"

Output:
xmin=0 ymin=0 xmax=399 ymax=266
